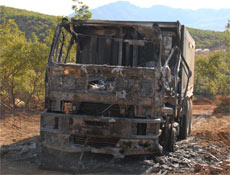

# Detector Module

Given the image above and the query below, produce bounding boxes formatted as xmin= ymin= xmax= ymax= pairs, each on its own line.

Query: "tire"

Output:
xmin=167 ymin=126 xmax=176 ymax=152
xmin=188 ymin=99 xmax=193 ymax=135
xmin=178 ymin=99 xmax=190 ymax=140
xmin=179 ymin=113 xmax=188 ymax=139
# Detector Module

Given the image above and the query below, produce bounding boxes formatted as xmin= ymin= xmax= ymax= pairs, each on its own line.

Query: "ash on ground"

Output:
xmin=1 ymin=135 xmax=229 ymax=175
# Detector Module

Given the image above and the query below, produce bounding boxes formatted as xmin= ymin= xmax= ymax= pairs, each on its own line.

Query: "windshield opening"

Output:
xmin=49 ymin=21 xmax=162 ymax=67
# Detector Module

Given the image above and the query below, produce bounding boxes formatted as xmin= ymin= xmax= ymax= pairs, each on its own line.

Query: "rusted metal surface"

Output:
xmin=41 ymin=19 xmax=195 ymax=161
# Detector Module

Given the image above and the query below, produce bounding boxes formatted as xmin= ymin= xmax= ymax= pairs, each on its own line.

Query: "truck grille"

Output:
xmin=70 ymin=135 xmax=119 ymax=148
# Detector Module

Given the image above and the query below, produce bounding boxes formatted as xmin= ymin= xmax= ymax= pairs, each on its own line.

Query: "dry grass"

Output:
xmin=192 ymin=115 xmax=230 ymax=146
xmin=214 ymin=96 xmax=230 ymax=114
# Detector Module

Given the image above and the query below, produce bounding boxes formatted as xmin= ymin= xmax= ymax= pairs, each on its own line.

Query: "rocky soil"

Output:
xmin=0 ymin=101 xmax=230 ymax=174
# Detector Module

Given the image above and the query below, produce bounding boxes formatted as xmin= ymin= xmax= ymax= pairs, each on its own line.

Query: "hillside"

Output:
xmin=0 ymin=6 xmax=225 ymax=49
xmin=187 ymin=28 xmax=225 ymax=49
xmin=90 ymin=1 xmax=230 ymax=31
xmin=0 ymin=6 xmax=58 ymax=42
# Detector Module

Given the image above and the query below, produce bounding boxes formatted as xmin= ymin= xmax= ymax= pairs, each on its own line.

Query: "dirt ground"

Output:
xmin=0 ymin=111 xmax=40 ymax=146
xmin=0 ymin=99 xmax=230 ymax=175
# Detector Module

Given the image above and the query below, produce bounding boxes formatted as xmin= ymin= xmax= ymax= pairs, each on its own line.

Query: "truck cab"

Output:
xmin=40 ymin=19 xmax=195 ymax=162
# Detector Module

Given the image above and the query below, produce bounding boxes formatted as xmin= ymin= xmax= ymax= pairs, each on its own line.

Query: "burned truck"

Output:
xmin=40 ymin=19 xmax=195 ymax=167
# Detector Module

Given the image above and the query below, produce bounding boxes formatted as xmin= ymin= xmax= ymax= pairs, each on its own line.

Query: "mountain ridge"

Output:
xmin=0 ymin=5 xmax=226 ymax=49
xmin=88 ymin=1 xmax=230 ymax=31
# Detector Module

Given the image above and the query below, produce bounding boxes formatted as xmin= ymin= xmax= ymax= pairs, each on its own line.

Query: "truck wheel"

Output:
xmin=167 ymin=126 xmax=176 ymax=152
xmin=188 ymin=99 xmax=193 ymax=135
xmin=178 ymin=99 xmax=190 ymax=140
xmin=179 ymin=113 xmax=188 ymax=140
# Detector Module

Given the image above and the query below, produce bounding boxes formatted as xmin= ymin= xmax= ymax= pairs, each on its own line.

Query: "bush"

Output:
xmin=214 ymin=96 xmax=230 ymax=114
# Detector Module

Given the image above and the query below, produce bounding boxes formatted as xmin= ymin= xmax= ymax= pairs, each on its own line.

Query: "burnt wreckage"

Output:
xmin=40 ymin=19 xmax=195 ymax=163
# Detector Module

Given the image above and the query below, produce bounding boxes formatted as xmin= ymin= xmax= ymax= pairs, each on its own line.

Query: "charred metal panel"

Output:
xmin=181 ymin=26 xmax=195 ymax=97
xmin=46 ymin=64 xmax=159 ymax=117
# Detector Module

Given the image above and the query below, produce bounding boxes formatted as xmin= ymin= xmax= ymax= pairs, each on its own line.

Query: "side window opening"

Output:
xmin=51 ymin=28 xmax=78 ymax=64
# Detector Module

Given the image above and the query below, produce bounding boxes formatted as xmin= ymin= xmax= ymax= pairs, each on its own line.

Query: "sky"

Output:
xmin=0 ymin=0 xmax=230 ymax=16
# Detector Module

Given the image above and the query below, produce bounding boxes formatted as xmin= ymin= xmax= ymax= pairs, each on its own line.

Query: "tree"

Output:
xmin=194 ymin=56 xmax=208 ymax=94
xmin=218 ymin=20 xmax=230 ymax=95
xmin=194 ymin=53 xmax=221 ymax=95
xmin=72 ymin=0 xmax=92 ymax=20
xmin=194 ymin=20 xmax=230 ymax=96
xmin=0 ymin=20 xmax=49 ymax=108
xmin=0 ymin=20 xmax=30 ymax=107
xmin=225 ymin=20 xmax=230 ymax=51
xmin=22 ymin=33 xmax=49 ymax=107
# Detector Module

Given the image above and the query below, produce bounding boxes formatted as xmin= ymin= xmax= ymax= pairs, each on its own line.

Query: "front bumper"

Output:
xmin=40 ymin=112 xmax=163 ymax=158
